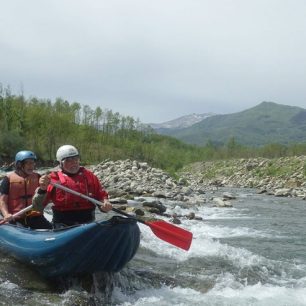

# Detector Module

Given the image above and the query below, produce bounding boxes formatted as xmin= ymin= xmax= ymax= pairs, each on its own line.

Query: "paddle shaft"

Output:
xmin=12 ymin=204 xmax=34 ymax=218
xmin=51 ymin=182 xmax=193 ymax=250
xmin=51 ymin=182 xmax=145 ymax=222
xmin=0 ymin=204 xmax=33 ymax=224
xmin=51 ymin=182 xmax=110 ymax=208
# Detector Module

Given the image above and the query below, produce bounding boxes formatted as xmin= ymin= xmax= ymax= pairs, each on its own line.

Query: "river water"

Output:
xmin=0 ymin=187 xmax=305 ymax=305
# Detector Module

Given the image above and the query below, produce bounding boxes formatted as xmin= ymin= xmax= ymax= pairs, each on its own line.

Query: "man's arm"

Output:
xmin=32 ymin=174 xmax=51 ymax=212
xmin=0 ymin=177 xmax=12 ymax=220
xmin=92 ymin=173 xmax=112 ymax=212
xmin=0 ymin=194 xmax=11 ymax=219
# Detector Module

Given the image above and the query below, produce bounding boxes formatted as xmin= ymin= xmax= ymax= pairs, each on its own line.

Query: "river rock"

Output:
xmin=212 ymin=197 xmax=233 ymax=207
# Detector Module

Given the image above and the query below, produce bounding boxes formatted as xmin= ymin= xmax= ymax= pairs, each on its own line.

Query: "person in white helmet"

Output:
xmin=33 ymin=145 xmax=112 ymax=227
xmin=0 ymin=150 xmax=52 ymax=229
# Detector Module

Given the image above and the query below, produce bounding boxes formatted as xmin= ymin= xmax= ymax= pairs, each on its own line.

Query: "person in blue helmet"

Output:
xmin=0 ymin=150 xmax=52 ymax=229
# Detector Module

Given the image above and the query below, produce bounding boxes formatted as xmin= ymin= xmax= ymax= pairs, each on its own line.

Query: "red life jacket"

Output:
xmin=7 ymin=172 xmax=40 ymax=215
xmin=47 ymin=167 xmax=108 ymax=212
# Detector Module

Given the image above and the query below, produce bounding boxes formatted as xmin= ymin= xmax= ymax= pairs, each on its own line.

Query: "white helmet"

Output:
xmin=56 ymin=145 xmax=79 ymax=162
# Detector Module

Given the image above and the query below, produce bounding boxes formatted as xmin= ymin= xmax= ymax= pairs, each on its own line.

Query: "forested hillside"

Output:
xmin=158 ymin=102 xmax=306 ymax=146
xmin=2 ymin=85 xmax=306 ymax=173
xmin=0 ymin=85 xmax=206 ymax=172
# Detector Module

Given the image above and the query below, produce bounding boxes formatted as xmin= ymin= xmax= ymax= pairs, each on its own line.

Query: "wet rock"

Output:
xmin=144 ymin=207 xmax=162 ymax=214
xmin=142 ymin=201 xmax=167 ymax=214
xmin=134 ymin=208 xmax=145 ymax=216
xmin=186 ymin=212 xmax=195 ymax=220
xmin=274 ymin=188 xmax=292 ymax=197
xmin=213 ymin=197 xmax=233 ymax=207
xmin=222 ymin=192 xmax=236 ymax=200
xmin=109 ymin=198 xmax=128 ymax=204
xmin=152 ymin=191 xmax=167 ymax=198
xmin=257 ymin=189 xmax=267 ymax=194
xmin=170 ymin=214 xmax=181 ymax=224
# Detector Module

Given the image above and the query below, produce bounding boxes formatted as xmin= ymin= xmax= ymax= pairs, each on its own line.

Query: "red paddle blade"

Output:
xmin=145 ymin=220 xmax=193 ymax=251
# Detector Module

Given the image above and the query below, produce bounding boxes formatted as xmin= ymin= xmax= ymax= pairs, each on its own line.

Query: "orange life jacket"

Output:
xmin=47 ymin=167 xmax=108 ymax=212
xmin=7 ymin=172 xmax=41 ymax=216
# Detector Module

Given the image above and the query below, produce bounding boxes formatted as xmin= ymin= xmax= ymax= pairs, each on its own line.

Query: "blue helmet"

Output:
xmin=15 ymin=150 xmax=37 ymax=163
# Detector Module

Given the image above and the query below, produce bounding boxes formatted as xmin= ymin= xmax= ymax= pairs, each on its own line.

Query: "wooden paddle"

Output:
xmin=51 ymin=182 xmax=193 ymax=251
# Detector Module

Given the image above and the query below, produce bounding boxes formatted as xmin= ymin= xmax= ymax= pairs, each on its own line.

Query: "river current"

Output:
xmin=0 ymin=187 xmax=305 ymax=305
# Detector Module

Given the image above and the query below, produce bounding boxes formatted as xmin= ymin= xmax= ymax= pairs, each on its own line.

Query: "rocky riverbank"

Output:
xmin=91 ymin=156 xmax=306 ymax=216
xmin=1 ymin=156 xmax=305 ymax=223
xmin=179 ymin=156 xmax=306 ymax=199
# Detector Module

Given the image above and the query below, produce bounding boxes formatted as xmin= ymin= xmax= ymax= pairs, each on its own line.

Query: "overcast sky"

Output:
xmin=1 ymin=1 xmax=306 ymax=123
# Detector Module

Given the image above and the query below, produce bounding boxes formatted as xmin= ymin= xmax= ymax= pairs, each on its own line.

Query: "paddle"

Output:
xmin=0 ymin=204 xmax=34 ymax=225
xmin=51 ymin=182 xmax=193 ymax=250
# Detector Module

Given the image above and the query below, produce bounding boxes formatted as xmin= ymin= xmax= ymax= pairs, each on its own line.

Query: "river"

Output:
xmin=0 ymin=187 xmax=305 ymax=305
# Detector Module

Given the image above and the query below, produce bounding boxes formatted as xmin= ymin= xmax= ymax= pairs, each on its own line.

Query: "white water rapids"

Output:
xmin=0 ymin=187 xmax=305 ymax=306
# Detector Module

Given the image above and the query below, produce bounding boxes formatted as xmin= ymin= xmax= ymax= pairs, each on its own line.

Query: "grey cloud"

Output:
xmin=1 ymin=0 xmax=306 ymax=123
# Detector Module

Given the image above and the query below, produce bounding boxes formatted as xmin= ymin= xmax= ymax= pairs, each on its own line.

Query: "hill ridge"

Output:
xmin=154 ymin=102 xmax=306 ymax=147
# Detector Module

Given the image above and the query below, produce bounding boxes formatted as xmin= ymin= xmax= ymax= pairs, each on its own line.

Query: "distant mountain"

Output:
xmin=155 ymin=102 xmax=306 ymax=147
xmin=148 ymin=113 xmax=215 ymax=130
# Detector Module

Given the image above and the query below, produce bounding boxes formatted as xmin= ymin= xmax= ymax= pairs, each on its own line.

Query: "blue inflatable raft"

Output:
xmin=0 ymin=216 xmax=140 ymax=278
